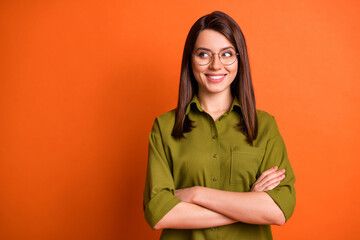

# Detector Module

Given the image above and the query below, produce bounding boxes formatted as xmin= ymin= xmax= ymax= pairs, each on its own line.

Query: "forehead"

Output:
xmin=194 ymin=29 xmax=234 ymax=51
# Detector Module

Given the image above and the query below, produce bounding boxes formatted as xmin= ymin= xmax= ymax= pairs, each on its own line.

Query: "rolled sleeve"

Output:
xmin=261 ymin=118 xmax=296 ymax=222
xmin=143 ymin=118 xmax=181 ymax=229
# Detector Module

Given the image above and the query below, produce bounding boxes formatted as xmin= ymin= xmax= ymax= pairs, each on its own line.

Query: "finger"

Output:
xmin=256 ymin=169 xmax=285 ymax=188
xmin=252 ymin=173 xmax=283 ymax=192
xmin=250 ymin=184 xmax=264 ymax=192
xmin=256 ymin=166 xmax=278 ymax=184
xmin=252 ymin=172 xmax=282 ymax=192
xmin=262 ymin=173 xmax=286 ymax=189
xmin=264 ymin=180 xmax=281 ymax=191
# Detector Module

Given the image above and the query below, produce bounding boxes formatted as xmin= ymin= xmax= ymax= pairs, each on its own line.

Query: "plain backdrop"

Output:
xmin=1 ymin=0 xmax=359 ymax=239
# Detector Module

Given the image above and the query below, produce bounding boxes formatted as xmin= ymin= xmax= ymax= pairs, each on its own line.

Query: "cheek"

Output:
xmin=225 ymin=64 xmax=238 ymax=77
xmin=192 ymin=65 xmax=204 ymax=82
xmin=231 ymin=64 xmax=238 ymax=75
xmin=225 ymin=66 xmax=238 ymax=84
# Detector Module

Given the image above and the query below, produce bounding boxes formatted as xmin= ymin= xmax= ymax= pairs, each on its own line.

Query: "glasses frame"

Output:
xmin=192 ymin=48 xmax=240 ymax=66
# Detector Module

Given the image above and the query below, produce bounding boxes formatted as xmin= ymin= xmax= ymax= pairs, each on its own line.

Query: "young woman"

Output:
xmin=143 ymin=11 xmax=296 ymax=240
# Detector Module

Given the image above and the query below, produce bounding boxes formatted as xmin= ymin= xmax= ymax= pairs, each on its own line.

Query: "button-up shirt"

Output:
xmin=143 ymin=94 xmax=296 ymax=240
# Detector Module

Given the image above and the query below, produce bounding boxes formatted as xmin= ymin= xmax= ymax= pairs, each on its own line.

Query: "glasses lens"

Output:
xmin=193 ymin=49 xmax=212 ymax=65
xmin=219 ymin=49 xmax=237 ymax=65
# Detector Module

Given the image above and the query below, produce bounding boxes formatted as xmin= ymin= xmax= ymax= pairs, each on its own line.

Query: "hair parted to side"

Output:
xmin=171 ymin=11 xmax=258 ymax=145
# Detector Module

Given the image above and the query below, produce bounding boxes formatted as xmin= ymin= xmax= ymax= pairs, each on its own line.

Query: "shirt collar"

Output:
xmin=185 ymin=94 xmax=241 ymax=115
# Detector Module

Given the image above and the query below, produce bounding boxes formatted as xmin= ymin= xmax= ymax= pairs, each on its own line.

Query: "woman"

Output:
xmin=143 ymin=11 xmax=296 ymax=239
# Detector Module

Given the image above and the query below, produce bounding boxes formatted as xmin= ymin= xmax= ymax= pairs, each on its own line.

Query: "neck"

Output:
xmin=197 ymin=89 xmax=233 ymax=113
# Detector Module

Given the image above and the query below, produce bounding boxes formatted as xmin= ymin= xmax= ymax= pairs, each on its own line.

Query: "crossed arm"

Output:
xmin=154 ymin=166 xmax=286 ymax=229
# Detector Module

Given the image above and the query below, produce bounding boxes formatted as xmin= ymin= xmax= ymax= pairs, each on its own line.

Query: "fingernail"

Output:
xmin=274 ymin=166 xmax=278 ymax=170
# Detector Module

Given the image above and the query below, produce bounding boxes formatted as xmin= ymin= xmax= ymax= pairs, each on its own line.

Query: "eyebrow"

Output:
xmin=195 ymin=46 xmax=235 ymax=52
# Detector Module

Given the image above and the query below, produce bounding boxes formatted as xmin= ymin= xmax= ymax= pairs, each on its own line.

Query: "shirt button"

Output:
xmin=213 ymin=154 xmax=217 ymax=158
xmin=212 ymin=176 xmax=218 ymax=182
xmin=212 ymin=135 xmax=217 ymax=139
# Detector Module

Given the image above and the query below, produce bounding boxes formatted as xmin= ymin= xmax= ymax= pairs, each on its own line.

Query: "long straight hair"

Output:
xmin=171 ymin=11 xmax=258 ymax=145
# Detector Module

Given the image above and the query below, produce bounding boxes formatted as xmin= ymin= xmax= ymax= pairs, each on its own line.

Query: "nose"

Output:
xmin=209 ymin=53 xmax=222 ymax=70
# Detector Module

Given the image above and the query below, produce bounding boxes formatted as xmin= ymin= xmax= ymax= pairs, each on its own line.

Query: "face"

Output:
xmin=191 ymin=29 xmax=238 ymax=96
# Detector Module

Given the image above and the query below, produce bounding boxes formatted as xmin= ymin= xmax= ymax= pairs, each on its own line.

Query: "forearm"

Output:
xmin=193 ymin=187 xmax=285 ymax=225
xmin=154 ymin=201 xmax=237 ymax=230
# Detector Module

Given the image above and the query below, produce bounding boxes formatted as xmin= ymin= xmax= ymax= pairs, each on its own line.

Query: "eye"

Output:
xmin=221 ymin=51 xmax=234 ymax=58
xmin=197 ymin=51 xmax=211 ymax=58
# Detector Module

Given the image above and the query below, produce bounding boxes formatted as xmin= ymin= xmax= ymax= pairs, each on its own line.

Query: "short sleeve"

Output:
xmin=143 ymin=118 xmax=181 ymax=229
xmin=260 ymin=117 xmax=296 ymax=222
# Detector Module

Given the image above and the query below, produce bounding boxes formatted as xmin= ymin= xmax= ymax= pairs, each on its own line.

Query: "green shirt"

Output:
xmin=143 ymin=94 xmax=296 ymax=240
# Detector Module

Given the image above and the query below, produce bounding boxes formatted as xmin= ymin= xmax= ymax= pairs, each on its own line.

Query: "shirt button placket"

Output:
xmin=211 ymin=118 xmax=220 ymax=191
xmin=211 ymin=152 xmax=219 ymax=188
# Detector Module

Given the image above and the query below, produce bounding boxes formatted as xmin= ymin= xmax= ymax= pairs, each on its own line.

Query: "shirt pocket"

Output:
xmin=230 ymin=146 xmax=265 ymax=187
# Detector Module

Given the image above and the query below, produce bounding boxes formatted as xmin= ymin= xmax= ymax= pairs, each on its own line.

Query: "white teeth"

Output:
xmin=207 ymin=75 xmax=224 ymax=79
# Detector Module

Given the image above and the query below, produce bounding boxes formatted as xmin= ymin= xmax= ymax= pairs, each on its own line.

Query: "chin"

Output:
xmin=204 ymin=87 xmax=230 ymax=94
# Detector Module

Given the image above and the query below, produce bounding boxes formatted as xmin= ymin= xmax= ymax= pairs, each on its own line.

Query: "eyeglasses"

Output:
xmin=192 ymin=48 xmax=239 ymax=66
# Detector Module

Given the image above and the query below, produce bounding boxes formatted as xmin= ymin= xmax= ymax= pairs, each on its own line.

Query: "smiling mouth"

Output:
xmin=205 ymin=74 xmax=227 ymax=82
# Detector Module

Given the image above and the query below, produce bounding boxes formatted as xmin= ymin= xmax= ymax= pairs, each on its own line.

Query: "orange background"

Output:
xmin=1 ymin=0 xmax=359 ymax=239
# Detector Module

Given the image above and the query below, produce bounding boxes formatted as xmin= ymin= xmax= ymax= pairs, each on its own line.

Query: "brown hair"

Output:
xmin=171 ymin=11 xmax=258 ymax=145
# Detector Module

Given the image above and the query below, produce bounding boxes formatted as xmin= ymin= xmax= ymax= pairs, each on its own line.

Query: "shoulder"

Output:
xmin=256 ymin=109 xmax=280 ymax=138
xmin=156 ymin=108 xmax=176 ymax=124
xmin=155 ymin=108 xmax=176 ymax=130
xmin=150 ymin=108 xmax=176 ymax=136
xmin=257 ymin=109 xmax=275 ymax=124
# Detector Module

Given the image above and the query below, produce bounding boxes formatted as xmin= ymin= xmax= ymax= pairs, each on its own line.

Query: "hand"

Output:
xmin=175 ymin=186 xmax=201 ymax=203
xmin=250 ymin=166 xmax=285 ymax=192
